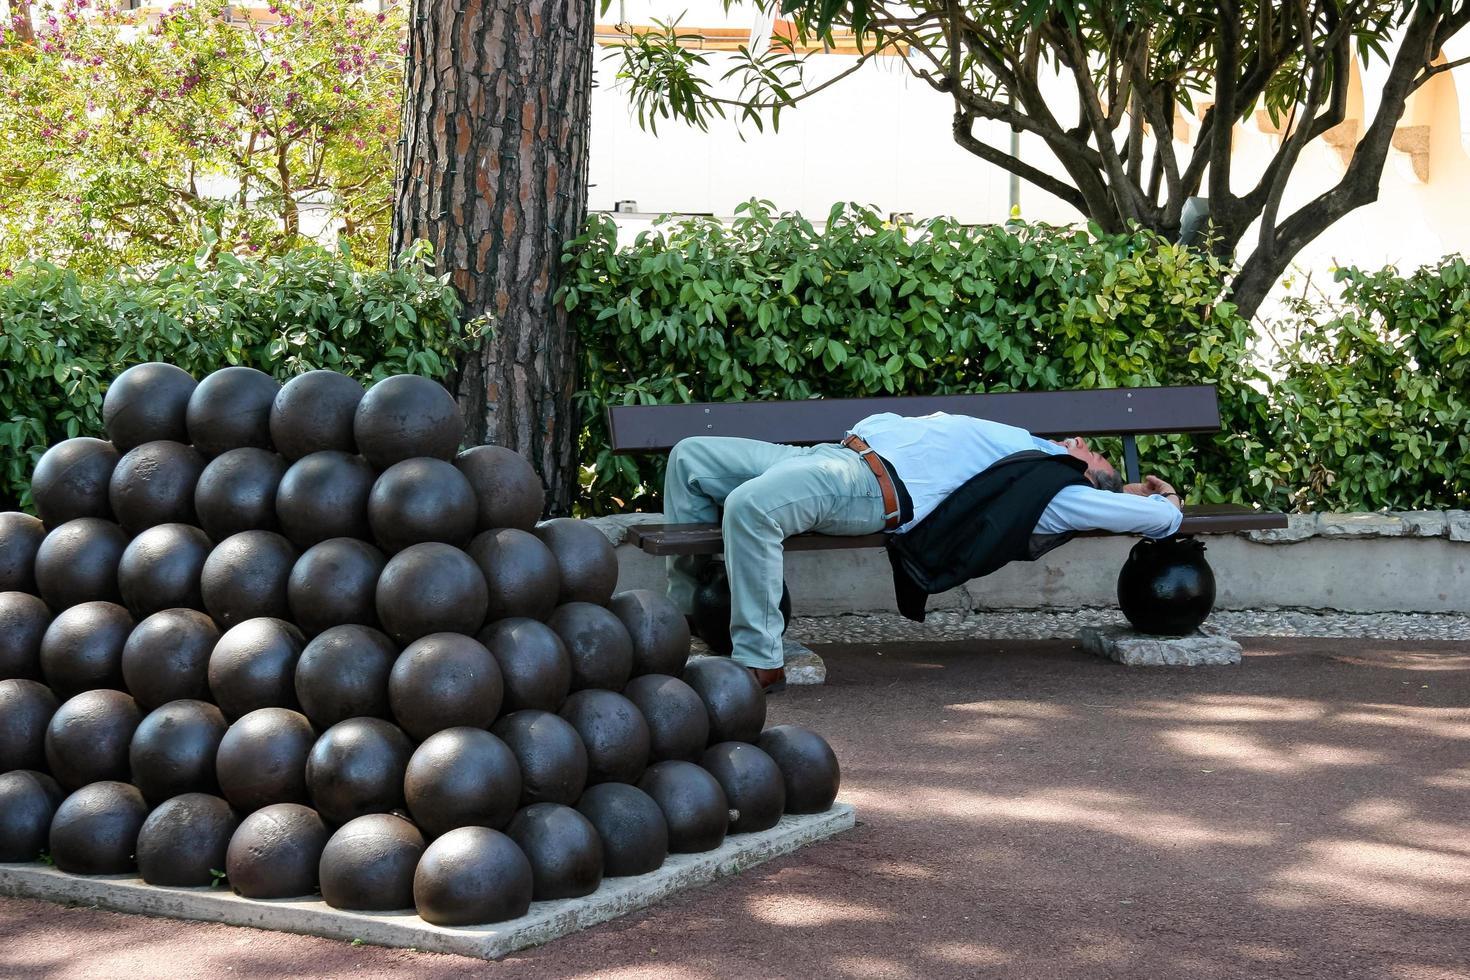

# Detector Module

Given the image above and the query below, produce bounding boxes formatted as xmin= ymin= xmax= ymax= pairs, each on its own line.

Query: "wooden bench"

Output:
xmin=609 ymin=385 xmax=1286 ymax=559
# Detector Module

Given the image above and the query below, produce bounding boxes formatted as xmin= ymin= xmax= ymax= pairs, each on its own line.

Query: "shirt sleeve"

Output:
xmin=1035 ymin=485 xmax=1183 ymax=538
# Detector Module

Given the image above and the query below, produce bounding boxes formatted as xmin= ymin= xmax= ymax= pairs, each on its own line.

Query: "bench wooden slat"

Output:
xmin=625 ymin=505 xmax=1289 ymax=556
xmin=608 ymin=385 xmax=1222 ymax=453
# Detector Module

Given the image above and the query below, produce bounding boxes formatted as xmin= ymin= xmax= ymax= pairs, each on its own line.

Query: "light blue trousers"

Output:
xmin=664 ymin=437 xmax=887 ymax=669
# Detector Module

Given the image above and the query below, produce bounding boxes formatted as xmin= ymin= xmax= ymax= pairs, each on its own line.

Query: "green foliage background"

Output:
xmin=563 ymin=202 xmax=1469 ymax=516
xmin=0 ymin=242 xmax=477 ymax=510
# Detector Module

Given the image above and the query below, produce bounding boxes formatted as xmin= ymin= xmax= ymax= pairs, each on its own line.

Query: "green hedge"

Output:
xmin=564 ymin=201 xmax=1276 ymax=515
xmin=564 ymin=201 xmax=1469 ymax=516
xmin=0 ymin=242 xmax=479 ymax=510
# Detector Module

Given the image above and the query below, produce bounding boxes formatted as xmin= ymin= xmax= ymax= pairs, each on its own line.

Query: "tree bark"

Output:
xmin=392 ymin=0 xmax=593 ymax=516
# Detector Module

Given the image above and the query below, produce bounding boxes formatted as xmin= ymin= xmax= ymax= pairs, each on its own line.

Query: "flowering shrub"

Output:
xmin=0 ymin=0 xmax=402 ymax=274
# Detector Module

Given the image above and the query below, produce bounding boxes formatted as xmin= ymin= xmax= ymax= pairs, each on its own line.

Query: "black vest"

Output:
xmin=886 ymin=451 xmax=1090 ymax=622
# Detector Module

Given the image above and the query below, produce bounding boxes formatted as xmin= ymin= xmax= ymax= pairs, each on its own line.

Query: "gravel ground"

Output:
xmin=787 ymin=608 xmax=1470 ymax=643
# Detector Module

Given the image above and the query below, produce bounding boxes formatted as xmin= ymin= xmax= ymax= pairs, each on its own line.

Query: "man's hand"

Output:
xmin=1125 ymin=475 xmax=1182 ymax=510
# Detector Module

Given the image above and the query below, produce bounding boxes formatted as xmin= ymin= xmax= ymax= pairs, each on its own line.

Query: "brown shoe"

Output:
xmin=749 ymin=666 xmax=787 ymax=694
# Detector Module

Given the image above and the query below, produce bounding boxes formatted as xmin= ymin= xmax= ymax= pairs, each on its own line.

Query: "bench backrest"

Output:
xmin=607 ymin=385 xmax=1221 ymax=483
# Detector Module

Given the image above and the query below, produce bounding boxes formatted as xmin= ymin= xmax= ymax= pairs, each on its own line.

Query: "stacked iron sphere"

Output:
xmin=0 ymin=362 xmax=842 ymax=926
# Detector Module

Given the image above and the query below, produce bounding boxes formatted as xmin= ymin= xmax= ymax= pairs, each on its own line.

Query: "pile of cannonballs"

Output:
xmin=0 ymin=363 xmax=840 ymax=927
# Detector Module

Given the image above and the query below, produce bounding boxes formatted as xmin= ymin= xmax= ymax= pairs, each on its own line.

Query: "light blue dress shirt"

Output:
xmin=850 ymin=412 xmax=1183 ymax=539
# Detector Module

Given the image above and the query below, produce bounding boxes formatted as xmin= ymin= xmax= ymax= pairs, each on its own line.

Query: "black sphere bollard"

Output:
xmin=756 ymin=724 xmax=841 ymax=814
xmin=454 ymin=445 xmax=545 ymax=532
xmin=186 ymin=366 xmax=280 ymax=457
xmin=225 ymin=803 xmax=330 ymax=899
xmin=367 ymin=457 xmax=477 ymax=553
xmin=1117 ymin=536 xmax=1217 ymax=636
xmin=318 ymin=813 xmax=425 ymax=911
xmin=575 ymin=782 xmax=669 ymax=878
xmin=269 ymin=370 xmax=365 ymax=462
xmin=108 ymin=440 xmax=205 ymax=534
xmin=558 ymin=689 xmax=651 ymax=786
xmin=120 ymin=609 xmax=219 ymax=710
xmin=682 ymin=656 xmax=767 ymax=745
xmin=207 ymin=618 xmax=305 ymax=718
xmin=215 ymin=707 xmax=316 ymax=812
xmin=200 ymin=530 xmax=299 ymax=629
xmin=44 ymin=689 xmax=142 ymax=790
xmin=274 ymin=451 xmax=377 ymax=548
xmin=0 ymin=678 xmax=60 ymax=772
xmin=305 ymin=716 xmax=414 ymax=826
xmin=505 ymin=802 xmax=603 ymax=901
xmin=533 ymin=518 xmax=619 ymax=606
xmin=700 ymin=741 xmax=785 ymax=834
xmin=636 ymin=760 xmax=729 ymax=853
xmin=387 ymin=632 xmax=502 ymax=741
xmin=403 ymin=727 xmax=522 ymax=836
xmin=287 ymin=538 xmax=385 ymax=636
xmin=0 ymin=770 xmax=64 ymax=862
xmin=194 ymin=448 xmax=287 ymax=540
xmin=38 ymin=600 xmax=134 ymax=697
xmin=117 ymin=523 xmax=211 ymax=617
xmin=48 ymin=780 xmax=150 ymax=874
xmin=353 ymin=374 xmax=464 ymax=469
xmin=0 ymin=591 xmax=52 ymax=681
xmin=0 ymin=511 xmax=45 ymax=594
xmin=30 ymin=438 xmax=120 ymax=527
xmin=413 ymin=826 xmax=534 ymax=926
xmin=547 ymin=602 xmax=635 ymax=692
xmin=128 ymin=699 xmax=228 ymax=804
xmin=33 ymin=517 xmax=128 ymax=610
xmin=622 ymin=674 xmax=709 ymax=764
xmin=609 ymin=589 xmax=692 ymax=678
xmin=376 ymin=543 xmax=489 ymax=645
xmin=465 ymin=528 xmax=560 ymax=622
xmin=102 ymin=362 xmax=196 ymax=452
xmin=293 ymin=624 xmax=398 ymax=729
xmin=492 ymin=709 xmax=589 ymax=807
xmin=136 ymin=793 xmax=239 ymax=887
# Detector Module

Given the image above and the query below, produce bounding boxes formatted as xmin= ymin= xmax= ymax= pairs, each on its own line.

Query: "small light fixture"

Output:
xmin=613 ymin=200 xmax=640 ymax=213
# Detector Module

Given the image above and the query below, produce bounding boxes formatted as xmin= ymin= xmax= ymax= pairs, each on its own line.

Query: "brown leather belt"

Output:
xmin=840 ymin=434 xmax=902 ymax=531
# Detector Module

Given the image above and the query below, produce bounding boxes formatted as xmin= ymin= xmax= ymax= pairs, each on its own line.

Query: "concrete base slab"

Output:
xmin=0 ymin=804 xmax=854 ymax=961
xmin=1080 ymin=624 xmax=1242 ymax=666
xmin=687 ymin=638 xmax=827 ymax=686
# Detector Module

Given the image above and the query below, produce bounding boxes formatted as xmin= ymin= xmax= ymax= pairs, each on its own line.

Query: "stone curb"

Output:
xmin=1079 ymin=624 xmax=1243 ymax=666
xmin=0 ymin=804 xmax=856 ymax=961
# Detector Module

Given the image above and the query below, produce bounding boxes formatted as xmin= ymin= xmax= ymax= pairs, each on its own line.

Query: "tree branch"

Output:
xmin=951 ymin=109 xmax=1089 ymax=214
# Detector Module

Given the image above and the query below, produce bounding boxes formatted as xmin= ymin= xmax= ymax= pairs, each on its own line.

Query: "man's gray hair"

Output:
xmin=1089 ymin=468 xmax=1124 ymax=493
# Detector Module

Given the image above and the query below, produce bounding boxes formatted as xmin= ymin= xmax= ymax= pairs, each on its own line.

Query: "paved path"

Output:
xmin=4 ymin=637 xmax=1468 ymax=979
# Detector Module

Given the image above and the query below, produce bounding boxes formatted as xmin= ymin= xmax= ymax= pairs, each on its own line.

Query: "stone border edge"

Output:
xmin=0 ymin=803 xmax=856 ymax=961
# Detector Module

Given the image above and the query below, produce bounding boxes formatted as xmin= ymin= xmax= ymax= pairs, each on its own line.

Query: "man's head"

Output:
xmin=1055 ymin=436 xmax=1122 ymax=492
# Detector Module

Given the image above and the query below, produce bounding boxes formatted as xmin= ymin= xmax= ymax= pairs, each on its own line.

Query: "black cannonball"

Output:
xmin=49 ymin=780 xmax=149 ymax=874
xmin=274 ymin=451 xmax=376 ymax=548
xmin=403 ymin=727 xmax=522 ymax=836
xmin=39 ymin=601 xmax=134 ymax=697
xmin=120 ymin=609 xmax=219 ymax=710
xmin=1117 ymin=536 xmax=1217 ymax=636
xmin=103 ymin=362 xmax=196 ymax=452
xmin=117 ymin=523 xmax=211 ymax=617
xmin=353 ymin=374 xmax=463 ymax=470
xmin=270 ymin=370 xmax=365 ymax=462
xmin=305 ymin=717 xmax=413 ymax=826
xmin=576 ymin=782 xmax=668 ymax=877
xmin=388 ymin=632 xmax=502 ymax=741
xmin=136 ymin=792 xmax=239 ymax=886
xmin=194 ymin=448 xmax=287 ymax=540
xmin=756 ymin=724 xmax=841 ymax=814
xmin=200 ymin=530 xmax=299 ymax=629
xmin=505 ymin=802 xmax=602 ymax=901
xmin=376 ymin=543 xmax=488 ymax=645
xmin=533 ymin=518 xmax=618 ymax=606
xmin=701 ymin=741 xmax=785 ymax=834
xmin=492 ymin=709 xmax=588 ymax=807
xmin=691 ymin=561 xmax=792 ymax=656
xmin=108 ymin=440 xmax=205 ymax=534
xmin=318 ymin=813 xmax=425 ymax=911
xmin=466 ymin=528 xmax=560 ymax=622
xmin=454 ymin=445 xmax=544 ymax=532
xmin=0 ymin=770 xmax=64 ymax=862
xmin=129 ymin=699 xmax=228 ymax=804
xmin=558 ymin=689 xmax=650 ymax=786
xmin=682 ymin=656 xmax=767 ymax=745
xmin=293 ymin=624 xmax=397 ymax=729
xmin=547 ymin=602 xmax=634 ymax=692
xmin=186 ymin=366 xmax=280 ymax=458
xmin=637 ymin=760 xmax=728 ymax=853
xmin=0 ymin=678 xmax=59 ymax=771
xmin=478 ymin=617 xmax=571 ymax=714
xmin=31 ymin=438 xmax=120 ymax=527
xmin=287 ymin=538 xmax=385 ymax=636
xmin=622 ymin=674 xmax=709 ymax=764
xmin=45 ymin=688 xmax=142 ymax=790
xmin=413 ymin=826 xmax=533 ymax=926
xmin=611 ymin=589 xmax=692 ymax=678
xmin=367 ymin=458 xmax=477 ymax=554
xmin=0 ymin=591 xmax=51 ymax=681
xmin=215 ymin=707 xmax=315 ymax=811
xmin=33 ymin=517 xmax=127 ymax=610
xmin=226 ymin=803 xmax=329 ymax=899
xmin=208 ymin=618 xmax=304 ymax=718
xmin=0 ymin=511 xmax=45 ymax=594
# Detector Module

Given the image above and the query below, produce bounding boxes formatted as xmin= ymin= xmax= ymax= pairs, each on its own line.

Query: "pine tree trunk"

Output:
xmin=392 ymin=0 xmax=593 ymax=516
